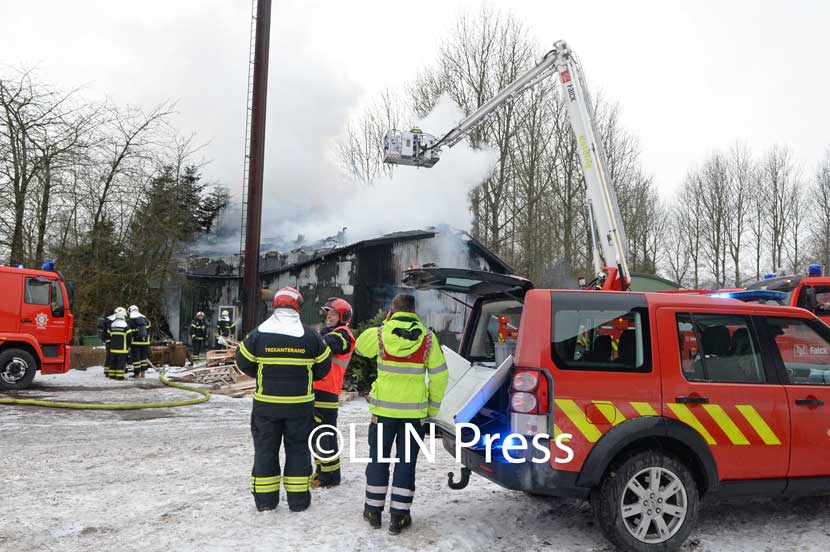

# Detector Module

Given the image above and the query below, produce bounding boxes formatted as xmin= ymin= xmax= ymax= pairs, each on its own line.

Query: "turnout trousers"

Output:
xmin=191 ymin=339 xmax=204 ymax=361
xmin=103 ymin=342 xmax=113 ymax=378
xmin=250 ymin=412 xmax=314 ymax=511
xmin=131 ymin=345 xmax=149 ymax=373
xmin=110 ymin=352 xmax=128 ymax=380
xmin=312 ymin=390 xmax=341 ymax=485
xmin=364 ymin=417 xmax=426 ymax=515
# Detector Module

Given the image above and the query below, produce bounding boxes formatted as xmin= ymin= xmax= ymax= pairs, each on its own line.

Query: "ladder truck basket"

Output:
xmin=383 ymin=129 xmax=441 ymax=167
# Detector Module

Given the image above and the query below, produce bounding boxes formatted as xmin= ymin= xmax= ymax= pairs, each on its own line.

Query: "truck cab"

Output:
xmin=408 ymin=267 xmax=830 ymax=552
xmin=0 ymin=265 xmax=74 ymax=390
xmin=747 ymin=273 xmax=830 ymax=325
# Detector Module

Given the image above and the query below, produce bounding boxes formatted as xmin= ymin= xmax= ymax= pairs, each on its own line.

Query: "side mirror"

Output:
xmin=805 ymin=287 xmax=818 ymax=313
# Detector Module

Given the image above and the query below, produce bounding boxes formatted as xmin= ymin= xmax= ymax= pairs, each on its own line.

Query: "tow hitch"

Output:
xmin=447 ymin=467 xmax=472 ymax=490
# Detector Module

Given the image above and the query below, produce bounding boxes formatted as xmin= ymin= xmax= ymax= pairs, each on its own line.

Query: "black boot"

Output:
xmin=288 ymin=493 xmax=311 ymax=512
xmin=363 ymin=507 xmax=381 ymax=529
xmin=316 ymin=472 xmax=341 ymax=488
xmin=388 ymin=513 xmax=412 ymax=535
xmin=253 ymin=495 xmax=277 ymax=512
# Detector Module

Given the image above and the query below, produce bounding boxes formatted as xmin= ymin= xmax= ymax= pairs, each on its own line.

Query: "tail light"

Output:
xmin=509 ymin=369 xmax=549 ymax=414
xmin=509 ymin=368 xmax=550 ymax=436
xmin=510 ymin=392 xmax=537 ymax=413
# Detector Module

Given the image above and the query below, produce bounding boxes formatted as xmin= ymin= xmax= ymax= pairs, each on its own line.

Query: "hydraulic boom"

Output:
xmin=383 ymin=40 xmax=630 ymax=290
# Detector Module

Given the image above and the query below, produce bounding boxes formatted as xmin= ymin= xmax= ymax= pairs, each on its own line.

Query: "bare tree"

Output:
xmin=812 ymin=149 xmax=830 ymax=270
xmin=699 ymin=152 xmax=730 ymax=287
xmin=664 ymin=203 xmax=692 ymax=286
xmin=87 ymin=103 xmax=174 ymax=234
xmin=0 ymin=69 xmax=86 ymax=264
xmin=762 ymin=145 xmax=797 ymax=272
xmin=726 ymin=143 xmax=752 ymax=285
xmin=678 ymin=172 xmax=705 ymax=287
xmin=747 ymin=169 xmax=767 ymax=281
xmin=786 ymin=177 xmax=807 ymax=274
xmin=338 ymin=90 xmax=410 ymax=185
xmin=410 ymin=6 xmax=534 ymax=245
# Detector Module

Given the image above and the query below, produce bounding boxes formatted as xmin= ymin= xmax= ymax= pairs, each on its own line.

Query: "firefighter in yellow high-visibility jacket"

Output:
xmin=354 ymin=293 xmax=448 ymax=535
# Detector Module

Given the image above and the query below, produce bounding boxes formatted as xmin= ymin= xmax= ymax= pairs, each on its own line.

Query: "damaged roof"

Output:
xmin=186 ymin=228 xmax=513 ymax=279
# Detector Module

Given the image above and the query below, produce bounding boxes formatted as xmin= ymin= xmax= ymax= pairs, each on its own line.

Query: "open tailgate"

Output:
xmin=429 ymin=345 xmax=513 ymax=433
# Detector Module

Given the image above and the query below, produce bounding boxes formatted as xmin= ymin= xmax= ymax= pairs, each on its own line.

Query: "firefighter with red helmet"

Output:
xmin=235 ymin=287 xmax=331 ymax=513
xmin=310 ymin=297 xmax=355 ymax=488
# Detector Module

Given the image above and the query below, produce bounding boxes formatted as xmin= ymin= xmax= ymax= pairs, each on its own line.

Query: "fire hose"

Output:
xmin=0 ymin=371 xmax=210 ymax=410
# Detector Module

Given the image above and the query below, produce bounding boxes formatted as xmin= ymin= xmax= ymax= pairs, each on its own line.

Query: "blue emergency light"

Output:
xmin=808 ymin=264 xmax=822 ymax=277
xmin=42 ymin=261 xmax=55 ymax=271
xmin=15 ymin=264 xmax=24 ymax=269
xmin=708 ymin=290 xmax=787 ymax=303
xmin=763 ymin=273 xmax=776 ymax=280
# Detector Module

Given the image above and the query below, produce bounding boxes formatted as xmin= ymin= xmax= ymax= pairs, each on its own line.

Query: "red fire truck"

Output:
xmin=746 ymin=267 xmax=830 ymax=326
xmin=0 ymin=264 xmax=74 ymax=390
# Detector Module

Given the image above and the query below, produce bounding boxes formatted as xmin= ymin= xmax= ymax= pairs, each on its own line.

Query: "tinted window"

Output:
xmin=676 ymin=313 xmax=765 ymax=383
xmin=25 ymin=277 xmax=51 ymax=305
xmin=763 ymin=317 xmax=830 ymax=385
xmin=550 ymin=292 xmax=651 ymax=373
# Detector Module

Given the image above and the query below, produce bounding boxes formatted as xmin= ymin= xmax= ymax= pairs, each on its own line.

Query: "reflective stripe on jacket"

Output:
xmin=191 ymin=320 xmax=207 ymax=340
xmin=238 ymin=340 xmax=330 ymax=405
xmin=108 ymin=321 xmax=133 ymax=354
xmin=217 ymin=320 xmax=235 ymax=338
xmin=354 ymin=312 xmax=448 ymax=418
xmin=314 ymin=325 xmax=354 ymax=396
xmin=234 ymin=311 xmax=332 ymax=415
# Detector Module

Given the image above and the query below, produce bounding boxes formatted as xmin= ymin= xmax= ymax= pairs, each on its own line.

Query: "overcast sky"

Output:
xmin=2 ymin=1 xmax=828 ymax=222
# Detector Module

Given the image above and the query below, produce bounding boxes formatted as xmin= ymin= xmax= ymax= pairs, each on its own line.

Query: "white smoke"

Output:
xmin=261 ymin=94 xmax=497 ymax=246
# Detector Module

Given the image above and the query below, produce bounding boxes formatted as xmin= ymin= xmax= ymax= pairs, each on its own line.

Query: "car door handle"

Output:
xmin=676 ymin=395 xmax=709 ymax=404
xmin=21 ymin=318 xmax=32 ymax=323
xmin=795 ymin=398 xmax=825 ymax=407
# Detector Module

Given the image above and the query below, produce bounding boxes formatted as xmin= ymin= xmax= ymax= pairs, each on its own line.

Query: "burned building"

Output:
xmin=164 ymin=228 xmax=511 ymax=350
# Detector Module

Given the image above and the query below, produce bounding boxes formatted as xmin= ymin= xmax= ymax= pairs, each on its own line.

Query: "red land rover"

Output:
xmin=408 ymin=268 xmax=830 ymax=552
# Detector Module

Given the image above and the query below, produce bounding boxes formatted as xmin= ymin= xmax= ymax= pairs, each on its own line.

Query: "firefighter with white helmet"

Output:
xmin=108 ymin=307 xmax=132 ymax=381
xmin=310 ymin=297 xmax=355 ymax=488
xmin=127 ymin=305 xmax=151 ymax=378
xmin=235 ymin=287 xmax=331 ymax=512
xmin=216 ymin=310 xmax=236 ymax=347
xmin=98 ymin=306 xmax=116 ymax=378
xmin=190 ymin=311 xmax=208 ymax=364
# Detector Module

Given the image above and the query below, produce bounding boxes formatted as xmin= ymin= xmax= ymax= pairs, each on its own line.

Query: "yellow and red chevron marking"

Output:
xmin=554 ymin=399 xmax=782 ymax=446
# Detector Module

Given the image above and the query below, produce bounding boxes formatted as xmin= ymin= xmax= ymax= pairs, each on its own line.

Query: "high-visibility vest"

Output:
xmin=313 ymin=325 xmax=354 ymax=397
xmin=370 ymin=327 xmax=433 ymax=418
xmin=354 ymin=312 xmax=449 ymax=418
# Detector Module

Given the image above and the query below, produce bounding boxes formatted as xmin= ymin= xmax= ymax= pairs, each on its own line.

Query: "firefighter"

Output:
xmin=97 ymin=306 xmax=116 ymax=378
xmin=354 ymin=293 xmax=449 ymax=534
xmin=128 ymin=305 xmax=151 ymax=378
xmin=216 ymin=310 xmax=236 ymax=347
xmin=190 ymin=311 xmax=208 ymax=365
xmin=310 ymin=297 xmax=355 ymax=488
xmin=108 ymin=307 xmax=132 ymax=381
xmin=234 ymin=287 xmax=331 ymax=513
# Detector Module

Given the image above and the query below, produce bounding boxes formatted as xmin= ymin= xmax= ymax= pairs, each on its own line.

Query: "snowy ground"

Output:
xmin=2 ymin=368 xmax=830 ymax=552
